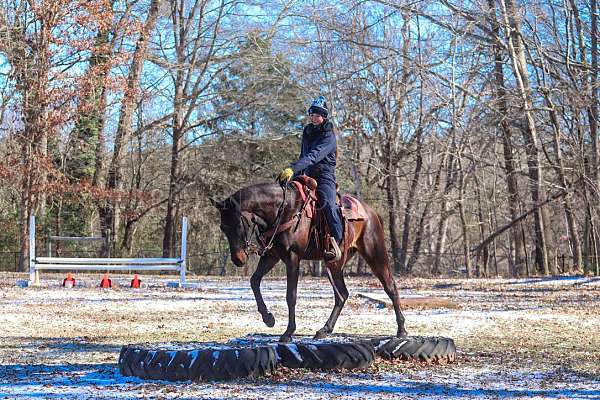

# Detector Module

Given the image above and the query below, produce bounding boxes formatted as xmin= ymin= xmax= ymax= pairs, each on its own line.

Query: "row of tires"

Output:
xmin=119 ymin=335 xmax=456 ymax=382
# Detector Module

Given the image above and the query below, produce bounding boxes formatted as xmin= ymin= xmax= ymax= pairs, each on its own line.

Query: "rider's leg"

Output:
xmin=316 ymin=178 xmax=343 ymax=260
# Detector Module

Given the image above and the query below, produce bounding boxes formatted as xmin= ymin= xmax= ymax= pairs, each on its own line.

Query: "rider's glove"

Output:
xmin=277 ymin=167 xmax=294 ymax=185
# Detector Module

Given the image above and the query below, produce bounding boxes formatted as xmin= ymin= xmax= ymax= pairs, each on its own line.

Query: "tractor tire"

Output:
xmin=370 ymin=336 xmax=456 ymax=363
xmin=118 ymin=343 xmax=277 ymax=382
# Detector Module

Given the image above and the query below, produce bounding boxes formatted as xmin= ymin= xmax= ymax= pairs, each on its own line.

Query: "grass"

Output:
xmin=1 ymin=272 xmax=599 ymax=398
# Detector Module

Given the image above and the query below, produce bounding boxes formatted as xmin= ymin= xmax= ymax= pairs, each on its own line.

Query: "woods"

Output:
xmin=0 ymin=0 xmax=598 ymax=277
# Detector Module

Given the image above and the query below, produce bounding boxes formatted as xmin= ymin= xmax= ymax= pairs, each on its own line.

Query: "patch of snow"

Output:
xmin=188 ymin=350 xmax=200 ymax=369
xmin=212 ymin=351 xmax=220 ymax=367
xmin=166 ymin=351 xmax=177 ymax=368
xmin=282 ymin=344 xmax=303 ymax=362
xmin=507 ymin=276 xmax=598 ymax=286
xmin=2 ymin=275 xmax=600 ymax=399
xmin=3 ymin=365 xmax=599 ymax=399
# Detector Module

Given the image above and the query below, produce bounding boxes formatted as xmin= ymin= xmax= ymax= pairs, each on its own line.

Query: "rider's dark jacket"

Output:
xmin=290 ymin=121 xmax=336 ymax=180
xmin=289 ymin=120 xmax=342 ymax=242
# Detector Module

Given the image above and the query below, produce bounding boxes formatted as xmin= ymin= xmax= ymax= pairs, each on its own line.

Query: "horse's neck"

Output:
xmin=242 ymin=185 xmax=299 ymax=224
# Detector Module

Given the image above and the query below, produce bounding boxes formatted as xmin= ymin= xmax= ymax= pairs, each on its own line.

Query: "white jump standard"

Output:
xmin=28 ymin=216 xmax=188 ymax=286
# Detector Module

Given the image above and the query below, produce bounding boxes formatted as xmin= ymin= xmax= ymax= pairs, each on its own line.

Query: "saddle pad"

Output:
xmin=341 ymin=195 xmax=367 ymax=220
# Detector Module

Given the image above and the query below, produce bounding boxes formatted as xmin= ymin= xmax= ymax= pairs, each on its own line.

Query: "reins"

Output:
xmin=258 ymin=183 xmax=288 ymax=255
xmin=242 ymin=183 xmax=289 ymax=257
xmin=241 ymin=182 xmax=315 ymax=257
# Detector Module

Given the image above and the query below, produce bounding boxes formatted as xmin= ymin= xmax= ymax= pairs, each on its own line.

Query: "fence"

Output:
xmin=28 ymin=216 xmax=188 ymax=285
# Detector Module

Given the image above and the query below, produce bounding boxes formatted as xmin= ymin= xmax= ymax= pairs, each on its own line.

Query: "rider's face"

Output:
xmin=309 ymin=113 xmax=325 ymax=125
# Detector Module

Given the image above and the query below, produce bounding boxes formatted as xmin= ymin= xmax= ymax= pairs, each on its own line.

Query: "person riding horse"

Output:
xmin=277 ymin=96 xmax=343 ymax=262
xmin=214 ymin=102 xmax=408 ymax=339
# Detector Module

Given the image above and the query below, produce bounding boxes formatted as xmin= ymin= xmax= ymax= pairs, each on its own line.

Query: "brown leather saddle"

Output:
xmin=291 ymin=175 xmax=368 ymax=221
xmin=291 ymin=175 xmax=367 ymax=263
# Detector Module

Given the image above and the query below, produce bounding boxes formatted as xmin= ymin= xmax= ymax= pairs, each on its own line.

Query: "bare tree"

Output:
xmin=499 ymin=0 xmax=550 ymax=274
xmin=101 ymin=0 xmax=162 ymax=255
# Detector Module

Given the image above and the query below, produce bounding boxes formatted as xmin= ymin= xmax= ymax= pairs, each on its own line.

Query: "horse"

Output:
xmin=211 ymin=179 xmax=407 ymax=343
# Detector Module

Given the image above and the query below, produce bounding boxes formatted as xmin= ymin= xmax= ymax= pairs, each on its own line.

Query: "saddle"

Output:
xmin=290 ymin=175 xmax=367 ymax=264
xmin=290 ymin=176 xmax=368 ymax=221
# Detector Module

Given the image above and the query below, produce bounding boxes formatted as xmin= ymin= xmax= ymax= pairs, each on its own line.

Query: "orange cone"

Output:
xmin=63 ymin=273 xmax=76 ymax=288
xmin=100 ymin=273 xmax=112 ymax=288
xmin=130 ymin=274 xmax=141 ymax=288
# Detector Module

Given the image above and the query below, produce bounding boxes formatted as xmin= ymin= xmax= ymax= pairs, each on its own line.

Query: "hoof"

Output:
xmin=278 ymin=334 xmax=292 ymax=343
xmin=397 ymin=329 xmax=408 ymax=337
xmin=313 ymin=329 xmax=328 ymax=340
xmin=262 ymin=312 xmax=275 ymax=328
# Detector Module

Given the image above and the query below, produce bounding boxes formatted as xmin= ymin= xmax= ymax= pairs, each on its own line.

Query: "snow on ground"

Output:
xmin=507 ymin=276 xmax=600 ymax=287
xmin=1 ymin=274 xmax=600 ymax=399
xmin=4 ymin=365 xmax=599 ymax=399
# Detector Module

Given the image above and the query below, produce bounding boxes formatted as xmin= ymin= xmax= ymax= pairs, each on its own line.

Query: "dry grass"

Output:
xmin=1 ymin=272 xmax=599 ymax=398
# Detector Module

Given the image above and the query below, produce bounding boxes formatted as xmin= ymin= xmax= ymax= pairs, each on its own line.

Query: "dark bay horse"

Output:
xmin=212 ymin=181 xmax=407 ymax=343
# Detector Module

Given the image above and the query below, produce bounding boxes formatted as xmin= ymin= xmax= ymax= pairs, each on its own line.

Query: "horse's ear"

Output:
xmin=209 ymin=197 xmax=224 ymax=210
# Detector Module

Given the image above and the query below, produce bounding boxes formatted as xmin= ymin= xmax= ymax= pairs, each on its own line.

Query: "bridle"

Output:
xmin=238 ymin=182 xmax=315 ymax=257
xmin=240 ymin=184 xmax=289 ymax=257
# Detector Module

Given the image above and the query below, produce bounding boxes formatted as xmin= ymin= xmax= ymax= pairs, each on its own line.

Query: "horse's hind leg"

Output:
xmin=314 ymin=265 xmax=349 ymax=339
xmin=358 ymin=228 xmax=407 ymax=337
xmin=250 ymin=253 xmax=279 ymax=328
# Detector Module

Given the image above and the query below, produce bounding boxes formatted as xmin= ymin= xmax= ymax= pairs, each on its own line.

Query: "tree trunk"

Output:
xmin=409 ymin=148 xmax=444 ymax=273
xmin=544 ymin=93 xmax=582 ymax=272
xmin=433 ymin=199 xmax=451 ymax=276
xmin=163 ymin=102 xmax=184 ymax=257
xmin=432 ymin=133 xmax=456 ymax=276
xmin=457 ymin=157 xmax=472 ymax=278
xmin=399 ymin=127 xmax=423 ymax=274
xmin=351 ymin=132 xmax=367 ymax=275
xmin=18 ymin=175 xmax=33 ymax=272
xmin=473 ymin=173 xmax=489 ymax=277
xmin=12 ymin=5 xmax=54 ymax=271
xmin=122 ymin=220 xmax=137 ymax=256
xmin=385 ymin=166 xmax=402 ymax=274
xmin=103 ymin=0 xmax=161 ymax=255
xmin=591 ymin=0 xmax=599 ymax=195
xmin=569 ymin=0 xmax=598 ymax=272
xmin=67 ymin=23 xmax=112 ymax=236
xmin=487 ymin=0 xmax=526 ymax=277
xmin=500 ymin=0 xmax=549 ymax=274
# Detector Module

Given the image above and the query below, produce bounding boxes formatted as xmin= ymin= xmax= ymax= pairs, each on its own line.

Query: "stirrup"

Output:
xmin=324 ymin=237 xmax=342 ymax=262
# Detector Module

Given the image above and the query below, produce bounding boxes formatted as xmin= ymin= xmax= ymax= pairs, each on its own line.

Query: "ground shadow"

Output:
xmin=278 ymin=379 xmax=600 ymax=399
xmin=2 ymin=361 xmax=600 ymax=399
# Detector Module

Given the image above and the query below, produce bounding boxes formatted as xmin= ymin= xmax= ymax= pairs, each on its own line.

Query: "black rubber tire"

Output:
xmin=370 ymin=336 xmax=456 ymax=363
xmin=119 ymin=344 xmax=277 ymax=382
xmin=276 ymin=341 xmax=375 ymax=370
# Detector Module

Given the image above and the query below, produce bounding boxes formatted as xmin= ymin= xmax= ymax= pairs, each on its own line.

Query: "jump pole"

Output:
xmin=180 ymin=217 xmax=188 ymax=286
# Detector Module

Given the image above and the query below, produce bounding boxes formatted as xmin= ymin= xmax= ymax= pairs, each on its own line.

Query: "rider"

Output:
xmin=277 ymin=96 xmax=343 ymax=261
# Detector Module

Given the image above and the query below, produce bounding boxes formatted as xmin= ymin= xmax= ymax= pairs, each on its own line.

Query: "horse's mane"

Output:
xmin=222 ymin=182 xmax=284 ymax=212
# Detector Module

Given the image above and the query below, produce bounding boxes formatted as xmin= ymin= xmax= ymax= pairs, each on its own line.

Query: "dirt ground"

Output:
xmin=1 ymin=272 xmax=600 ymax=399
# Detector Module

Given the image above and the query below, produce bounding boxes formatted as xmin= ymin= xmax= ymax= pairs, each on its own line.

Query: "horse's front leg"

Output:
xmin=250 ymin=253 xmax=279 ymax=327
xmin=279 ymin=252 xmax=300 ymax=343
